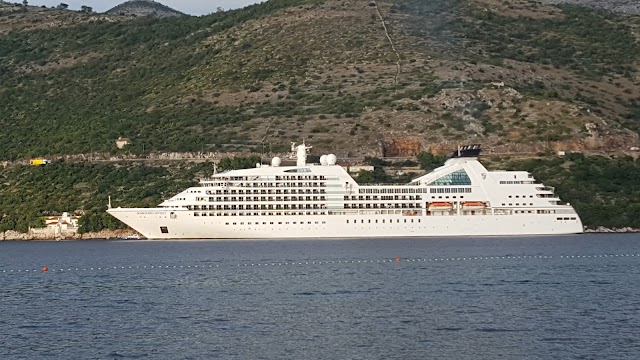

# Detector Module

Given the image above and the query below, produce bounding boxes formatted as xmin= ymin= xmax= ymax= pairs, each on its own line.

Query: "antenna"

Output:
xmin=108 ymin=196 xmax=112 ymax=209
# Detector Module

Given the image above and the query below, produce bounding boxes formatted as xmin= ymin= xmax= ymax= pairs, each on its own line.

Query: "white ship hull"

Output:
xmin=107 ymin=144 xmax=584 ymax=240
xmin=108 ymin=208 xmax=583 ymax=240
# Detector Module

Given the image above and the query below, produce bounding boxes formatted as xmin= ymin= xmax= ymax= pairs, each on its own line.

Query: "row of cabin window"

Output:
xmin=207 ymin=189 xmax=327 ymax=195
xmin=501 ymin=203 xmax=535 ymax=207
xmin=344 ymin=203 xmax=421 ymax=209
xmin=206 ymin=182 xmax=327 ymax=188
xmin=205 ymin=196 xmax=327 ymax=202
xmin=224 ymin=221 xmax=327 ymax=225
xmin=202 ymin=211 xmax=328 ymax=217
xmin=347 ymin=219 xmax=420 ymax=224
xmin=358 ymin=188 xmax=473 ymax=194
xmin=429 ymin=188 xmax=472 ymax=194
xmin=191 ymin=204 xmax=327 ymax=210
xmin=508 ymin=195 xmax=535 ymax=198
xmin=275 ymin=175 xmax=326 ymax=181
xmin=512 ymin=211 xmax=572 ymax=217
xmin=500 ymin=181 xmax=535 ymax=184
xmin=359 ymin=188 xmax=428 ymax=194
xmin=345 ymin=195 xmax=422 ymax=201
xmin=223 ymin=175 xmax=327 ymax=181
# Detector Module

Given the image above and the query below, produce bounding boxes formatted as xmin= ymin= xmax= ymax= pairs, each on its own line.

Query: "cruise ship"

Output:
xmin=107 ymin=143 xmax=583 ymax=239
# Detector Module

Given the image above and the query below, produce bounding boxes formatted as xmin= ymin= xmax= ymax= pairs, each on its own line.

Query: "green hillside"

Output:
xmin=0 ymin=0 xmax=638 ymax=161
xmin=0 ymin=161 xmax=211 ymax=232
xmin=1 ymin=154 xmax=638 ymax=232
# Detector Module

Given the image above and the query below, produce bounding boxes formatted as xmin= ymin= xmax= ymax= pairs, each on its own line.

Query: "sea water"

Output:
xmin=1 ymin=234 xmax=639 ymax=359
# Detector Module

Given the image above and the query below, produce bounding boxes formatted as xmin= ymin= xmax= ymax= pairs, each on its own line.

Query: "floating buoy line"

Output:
xmin=1 ymin=253 xmax=638 ymax=276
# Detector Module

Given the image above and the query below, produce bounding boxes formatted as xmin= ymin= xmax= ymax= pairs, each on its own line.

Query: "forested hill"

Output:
xmin=0 ymin=0 xmax=639 ymax=161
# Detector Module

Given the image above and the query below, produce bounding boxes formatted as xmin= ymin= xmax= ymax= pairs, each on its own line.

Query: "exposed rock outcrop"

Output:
xmin=540 ymin=0 xmax=640 ymax=15
xmin=106 ymin=0 xmax=186 ymax=18
xmin=382 ymin=138 xmax=422 ymax=157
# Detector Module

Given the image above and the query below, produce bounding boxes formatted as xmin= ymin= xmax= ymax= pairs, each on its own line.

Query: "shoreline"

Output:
xmin=1 ymin=228 xmax=638 ymax=241
xmin=583 ymin=227 xmax=640 ymax=234
xmin=0 ymin=229 xmax=139 ymax=241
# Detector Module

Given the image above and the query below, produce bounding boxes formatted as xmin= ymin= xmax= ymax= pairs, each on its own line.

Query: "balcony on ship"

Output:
xmin=536 ymin=186 xmax=555 ymax=193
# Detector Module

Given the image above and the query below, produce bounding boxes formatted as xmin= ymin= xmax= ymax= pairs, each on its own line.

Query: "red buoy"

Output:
xmin=395 ymin=257 xmax=401 ymax=263
xmin=42 ymin=267 xmax=48 ymax=273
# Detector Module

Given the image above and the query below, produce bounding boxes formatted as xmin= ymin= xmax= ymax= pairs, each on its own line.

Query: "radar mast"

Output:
xmin=291 ymin=141 xmax=312 ymax=166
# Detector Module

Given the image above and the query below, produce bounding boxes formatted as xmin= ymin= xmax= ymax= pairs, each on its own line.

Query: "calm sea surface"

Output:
xmin=1 ymin=234 xmax=640 ymax=359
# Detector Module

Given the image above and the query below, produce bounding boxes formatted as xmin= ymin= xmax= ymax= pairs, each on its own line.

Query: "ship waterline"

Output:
xmin=108 ymin=144 xmax=583 ymax=239
xmin=107 ymin=210 xmax=582 ymax=239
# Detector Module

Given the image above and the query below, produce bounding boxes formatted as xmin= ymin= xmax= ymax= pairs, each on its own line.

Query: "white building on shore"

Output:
xmin=43 ymin=212 xmax=80 ymax=233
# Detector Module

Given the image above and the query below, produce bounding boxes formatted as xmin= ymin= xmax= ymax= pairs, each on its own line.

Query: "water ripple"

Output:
xmin=1 ymin=234 xmax=639 ymax=359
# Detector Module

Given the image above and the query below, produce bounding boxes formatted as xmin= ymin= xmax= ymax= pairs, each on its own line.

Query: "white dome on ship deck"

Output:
xmin=327 ymin=154 xmax=337 ymax=165
xmin=271 ymin=157 xmax=282 ymax=167
xmin=320 ymin=155 xmax=328 ymax=166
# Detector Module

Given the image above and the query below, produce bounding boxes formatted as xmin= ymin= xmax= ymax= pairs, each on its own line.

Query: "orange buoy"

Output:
xmin=395 ymin=257 xmax=401 ymax=263
xmin=42 ymin=267 xmax=48 ymax=273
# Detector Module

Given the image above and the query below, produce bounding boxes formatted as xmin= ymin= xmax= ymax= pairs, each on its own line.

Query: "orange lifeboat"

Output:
xmin=462 ymin=201 xmax=487 ymax=209
xmin=428 ymin=202 xmax=453 ymax=210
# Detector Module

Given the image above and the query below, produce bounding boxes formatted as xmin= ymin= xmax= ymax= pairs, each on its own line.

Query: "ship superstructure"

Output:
xmin=107 ymin=144 xmax=583 ymax=239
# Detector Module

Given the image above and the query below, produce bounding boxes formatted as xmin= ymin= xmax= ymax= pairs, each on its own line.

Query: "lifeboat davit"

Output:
xmin=462 ymin=201 xmax=487 ymax=209
xmin=428 ymin=202 xmax=453 ymax=210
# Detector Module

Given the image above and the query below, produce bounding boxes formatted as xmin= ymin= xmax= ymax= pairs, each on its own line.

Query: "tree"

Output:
xmin=22 ymin=0 xmax=28 ymax=6
xmin=357 ymin=170 xmax=374 ymax=184
xmin=56 ymin=3 xmax=68 ymax=10
xmin=417 ymin=152 xmax=447 ymax=171
xmin=80 ymin=5 xmax=93 ymax=13
xmin=78 ymin=212 xmax=102 ymax=233
xmin=218 ymin=156 xmax=261 ymax=171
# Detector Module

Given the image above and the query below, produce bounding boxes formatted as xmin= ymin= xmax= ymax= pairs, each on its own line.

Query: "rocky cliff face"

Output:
xmin=106 ymin=0 xmax=186 ymax=17
xmin=540 ymin=0 xmax=640 ymax=14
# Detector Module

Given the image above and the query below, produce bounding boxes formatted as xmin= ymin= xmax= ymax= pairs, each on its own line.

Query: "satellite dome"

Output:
xmin=271 ymin=157 xmax=282 ymax=167
xmin=320 ymin=155 xmax=328 ymax=166
xmin=327 ymin=154 xmax=337 ymax=165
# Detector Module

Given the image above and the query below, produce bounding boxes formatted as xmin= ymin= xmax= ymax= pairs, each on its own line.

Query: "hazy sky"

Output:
xmin=27 ymin=0 xmax=264 ymax=15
